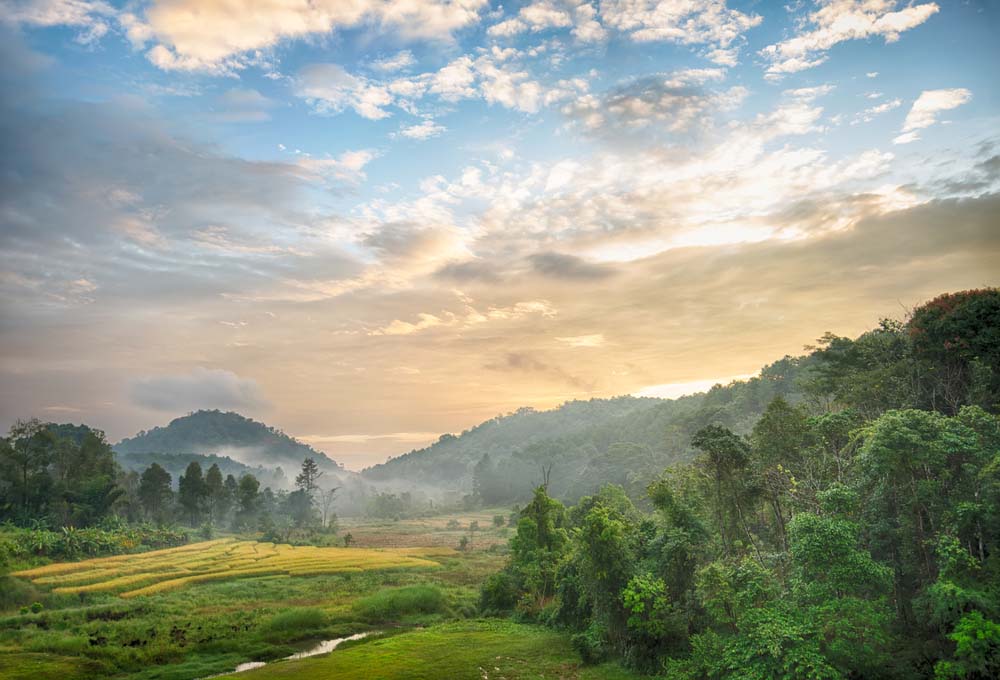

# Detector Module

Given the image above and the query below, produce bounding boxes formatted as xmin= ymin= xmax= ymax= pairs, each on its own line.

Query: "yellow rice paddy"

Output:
xmin=12 ymin=539 xmax=452 ymax=598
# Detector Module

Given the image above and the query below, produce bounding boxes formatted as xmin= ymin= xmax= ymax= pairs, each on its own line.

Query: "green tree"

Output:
xmin=692 ymin=425 xmax=761 ymax=563
xmin=138 ymin=463 xmax=172 ymax=522
xmin=295 ymin=458 xmax=323 ymax=496
xmin=750 ymin=397 xmax=813 ymax=551
xmin=204 ymin=463 xmax=226 ymax=525
xmin=0 ymin=419 xmax=55 ymax=517
xmin=177 ymin=461 xmax=207 ymax=526
xmin=508 ymin=486 xmax=569 ymax=610
xmin=233 ymin=474 xmax=260 ymax=531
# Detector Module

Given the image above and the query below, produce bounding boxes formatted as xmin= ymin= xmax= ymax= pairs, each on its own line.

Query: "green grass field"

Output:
xmin=235 ymin=620 xmax=641 ymax=680
xmin=0 ymin=515 xmax=638 ymax=679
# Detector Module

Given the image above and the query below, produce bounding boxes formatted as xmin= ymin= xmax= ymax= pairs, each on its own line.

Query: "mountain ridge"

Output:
xmin=114 ymin=409 xmax=339 ymax=471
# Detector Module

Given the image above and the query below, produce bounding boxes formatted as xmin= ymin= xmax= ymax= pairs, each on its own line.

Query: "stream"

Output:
xmin=206 ymin=631 xmax=374 ymax=677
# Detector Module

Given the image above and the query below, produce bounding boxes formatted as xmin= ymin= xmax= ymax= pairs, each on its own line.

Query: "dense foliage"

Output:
xmin=484 ymin=289 xmax=1000 ymax=679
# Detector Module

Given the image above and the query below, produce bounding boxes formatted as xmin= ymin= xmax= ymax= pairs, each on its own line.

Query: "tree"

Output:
xmin=692 ymin=425 xmax=761 ymax=563
xmin=507 ymin=486 xmax=570 ymax=610
xmin=909 ymin=288 xmax=1000 ymax=413
xmin=233 ymin=474 xmax=260 ymax=530
xmin=177 ymin=461 xmax=208 ymax=526
xmin=318 ymin=486 xmax=339 ymax=529
xmin=750 ymin=397 xmax=814 ymax=551
xmin=204 ymin=463 xmax=227 ymax=525
xmin=0 ymin=419 xmax=55 ymax=516
xmin=138 ymin=463 xmax=172 ymax=522
xmin=283 ymin=489 xmax=316 ymax=528
xmin=295 ymin=458 xmax=323 ymax=496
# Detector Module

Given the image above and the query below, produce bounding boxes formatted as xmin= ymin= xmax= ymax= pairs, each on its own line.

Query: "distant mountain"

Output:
xmin=361 ymin=355 xmax=811 ymax=503
xmin=115 ymin=410 xmax=339 ymax=471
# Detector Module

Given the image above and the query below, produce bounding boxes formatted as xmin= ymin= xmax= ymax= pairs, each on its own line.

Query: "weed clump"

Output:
xmin=353 ymin=586 xmax=446 ymax=621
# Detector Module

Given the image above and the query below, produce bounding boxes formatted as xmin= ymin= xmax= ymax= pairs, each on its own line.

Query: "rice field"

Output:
xmin=12 ymin=539 xmax=452 ymax=598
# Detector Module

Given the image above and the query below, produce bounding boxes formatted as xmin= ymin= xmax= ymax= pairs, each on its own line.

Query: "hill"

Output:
xmin=361 ymin=354 xmax=812 ymax=503
xmin=114 ymin=410 xmax=338 ymax=471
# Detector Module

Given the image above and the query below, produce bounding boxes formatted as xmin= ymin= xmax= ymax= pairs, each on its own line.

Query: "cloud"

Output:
xmin=893 ymin=88 xmax=972 ymax=144
xmin=296 ymin=64 xmax=393 ymax=119
xmin=296 ymin=51 xmax=570 ymax=119
xmin=556 ymin=334 xmax=605 ymax=347
xmin=213 ymin=88 xmax=277 ymax=122
xmin=601 ymin=0 xmax=761 ymax=63
xmin=123 ymin=0 xmax=488 ymax=74
xmin=761 ymin=1 xmax=939 ymax=79
xmin=397 ymin=119 xmax=446 ymax=140
xmin=130 ymin=368 xmax=270 ymax=412
xmin=488 ymin=1 xmax=571 ymax=37
xmin=852 ymin=97 xmax=902 ymax=125
xmin=484 ymin=351 xmax=592 ymax=389
xmin=562 ymin=71 xmax=745 ymax=138
xmin=529 ymin=252 xmax=615 ymax=279
xmin=2 ymin=0 xmax=116 ymax=44
xmin=371 ymin=50 xmax=416 ymax=73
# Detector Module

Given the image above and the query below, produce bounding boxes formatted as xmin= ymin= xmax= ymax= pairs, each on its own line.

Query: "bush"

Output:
xmin=480 ymin=571 xmax=518 ymax=613
xmin=353 ymin=585 xmax=446 ymax=621
xmin=263 ymin=608 xmax=328 ymax=641
xmin=572 ymin=622 xmax=609 ymax=665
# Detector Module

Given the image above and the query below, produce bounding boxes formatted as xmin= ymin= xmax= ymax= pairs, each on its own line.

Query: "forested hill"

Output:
xmin=362 ymin=354 xmax=812 ymax=502
xmin=114 ymin=410 xmax=338 ymax=470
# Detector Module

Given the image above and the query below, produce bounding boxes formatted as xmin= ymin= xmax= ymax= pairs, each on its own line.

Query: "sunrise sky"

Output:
xmin=1 ymin=0 xmax=998 ymax=468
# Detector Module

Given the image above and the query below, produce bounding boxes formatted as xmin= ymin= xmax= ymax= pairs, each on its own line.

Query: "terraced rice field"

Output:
xmin=12 ymin=539 xmax=451 ymax=598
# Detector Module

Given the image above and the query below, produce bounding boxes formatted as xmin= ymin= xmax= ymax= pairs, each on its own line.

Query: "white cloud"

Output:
xmin=296 ymin=63 xmax=393 ymax=119
xmin=601 ymin=0 xmax=761 ymax=62
xmin=297 ymin=51 xmax=568 ymax=119
xmin=852 ymin=97 xmax=901 ymax=125
xmin=893 ymin=88 xmax=971 ymax=144
xmin=761 ymin=1 xmax=939 ymax=79
xmin=371 ymin=50 xmax=416 ymax=72
xmin=124 ymin=0 xmax=488 ymax=73
xmin=397 ymin=119 xmax=447 ymax=140
xmin=296 ymin=149 xmax=377 ymax=182
xmin=2 ymin=0 xmax=115 ymax=44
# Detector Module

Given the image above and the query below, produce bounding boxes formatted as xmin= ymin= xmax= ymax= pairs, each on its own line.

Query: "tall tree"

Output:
xmin=204 ymin=463 xmax=226 ymax=524
xmin=138 ymin=463 xmax=172 ymax=522
xmin=0 ymin=419 xmax=55 ymax=516
xmin=178 ymin=461 xmax=207 ymax=526
xmin=233 ymin=473 xmax=260 ymax=530
xmin=295 ymin=458 xmax=323 ymax=497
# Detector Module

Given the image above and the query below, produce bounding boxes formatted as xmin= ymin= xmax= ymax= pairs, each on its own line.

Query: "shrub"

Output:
xmin=572 ymin=622 xmax=609 ymax=665
xmin=262 ymin=607 xmax=329 ymax=642
xmin=480 ymin=571 xmax=518 ymax=613
xmin=353 ymin=585 xmax=446 ymax=621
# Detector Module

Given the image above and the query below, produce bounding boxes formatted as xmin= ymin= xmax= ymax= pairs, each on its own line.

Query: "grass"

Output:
xmin=0 ymin=516 xmax=608 ymax=680
xmin=352 ymin=586 xmax=446 ymax=622
xmin=0 ymin=540 xmax=493 ymax=679
xmin=12 ymin=540 xmax=448 ymax=598
xmin=233 ymin=620 xmax=643 ymax=680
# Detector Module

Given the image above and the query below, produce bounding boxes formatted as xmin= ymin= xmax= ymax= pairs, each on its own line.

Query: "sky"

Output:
xmin=1 ymin=0 xmax=998 ymax=470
